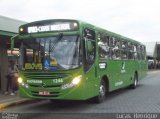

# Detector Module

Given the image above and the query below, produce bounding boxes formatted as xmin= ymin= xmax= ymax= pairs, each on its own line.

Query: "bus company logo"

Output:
xmin=121 ymin=62 xmax=126 ymax=73
xmin=27 ymin=80 xmax=42 ymax=84
xmin=115 ymin=81 xmax=123 ymax=87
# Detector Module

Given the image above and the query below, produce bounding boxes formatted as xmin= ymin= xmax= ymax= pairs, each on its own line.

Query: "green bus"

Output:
xmin=12 ymin=19 xmax=147 ymax=103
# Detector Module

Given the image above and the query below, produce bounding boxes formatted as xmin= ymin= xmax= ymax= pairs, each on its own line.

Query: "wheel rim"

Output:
xmin=100 ymin=84 xmax=105 ymax=97
xmin=134 ymin=77 xmax=137 ymax=86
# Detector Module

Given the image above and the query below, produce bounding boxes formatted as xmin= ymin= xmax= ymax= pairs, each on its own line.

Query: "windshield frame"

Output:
xmin=17 ymin=35 xmax=82 ymax=71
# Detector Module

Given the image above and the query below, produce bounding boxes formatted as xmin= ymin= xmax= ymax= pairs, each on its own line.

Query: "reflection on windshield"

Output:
xmin=19 ymin=35 xmax=80 ymax=70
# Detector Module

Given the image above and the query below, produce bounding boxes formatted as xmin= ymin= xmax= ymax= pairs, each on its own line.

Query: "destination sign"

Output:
xmin=28 ymin=23 xmax=71 ymax=33
xmin=19 ymin=20 xmax=79 ymax=34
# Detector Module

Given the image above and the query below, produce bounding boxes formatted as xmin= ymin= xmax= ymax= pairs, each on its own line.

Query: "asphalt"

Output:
xmin=0 ymin=70 xmax=158 ymax=110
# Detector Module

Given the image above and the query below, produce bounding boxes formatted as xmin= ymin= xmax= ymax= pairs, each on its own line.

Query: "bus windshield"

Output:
xmin=19 ymin=35 xmax=80 ymax=70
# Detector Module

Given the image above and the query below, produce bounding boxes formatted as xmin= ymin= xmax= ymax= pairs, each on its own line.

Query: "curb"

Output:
xmin=147 ymin=70 xmax=160 ymax=74
xmin=0 ymin=98 xmax=37 ymax=110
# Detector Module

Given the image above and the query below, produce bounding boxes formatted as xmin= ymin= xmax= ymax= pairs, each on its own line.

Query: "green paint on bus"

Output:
xmin=11 ymin=19 xmax=147 ymax=103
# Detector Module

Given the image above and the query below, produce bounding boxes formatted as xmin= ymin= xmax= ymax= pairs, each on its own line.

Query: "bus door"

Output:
xmin=83 ymin=28 xmax=97 ymax=98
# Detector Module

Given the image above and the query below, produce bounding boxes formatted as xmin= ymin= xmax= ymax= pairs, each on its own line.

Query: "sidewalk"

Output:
xmin=148 ymin=69 xmax=160 ymax=74
xmin=0 ymin=92 xmax=34 ymax=110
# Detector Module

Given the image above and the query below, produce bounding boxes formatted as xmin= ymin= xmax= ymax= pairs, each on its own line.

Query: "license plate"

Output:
xmin=39 ymin=91 xmax=50 ymax=95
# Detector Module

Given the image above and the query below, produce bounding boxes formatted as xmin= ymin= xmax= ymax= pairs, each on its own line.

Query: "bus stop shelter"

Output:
xmin=0 ymin=15 xmax=25 ymax=92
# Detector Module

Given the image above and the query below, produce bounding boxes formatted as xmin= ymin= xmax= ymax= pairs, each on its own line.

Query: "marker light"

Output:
xmin=18 ymin=77 xmax=23 ymax=84
xmin=73 ymin=22 xmax=78 ymax=27
xmin=20 ymin=28 xmax=24 ymax=32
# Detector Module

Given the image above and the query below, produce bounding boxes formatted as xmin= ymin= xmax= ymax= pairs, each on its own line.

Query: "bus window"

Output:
xmin=98 ymin=33 xmax=110 ymax=59
xmin=133 ymin=45 xmax=137 ymax=59
xmin=112 ymin=49 xmax=121 ymax=59
xmin=141 ymin=45 xmax=146 ymax=60
xmin=121 ymin=41 xmax=127 ymax=59
xmin=110 ymin=37 xmax=116 ymax=47
xmin=110 ymin=38 xmax=121 ymax=60
xmin=137 ymin=45 xmax=142 ymax=60
xmin=128 ymin=42 xmax=134 ymax=59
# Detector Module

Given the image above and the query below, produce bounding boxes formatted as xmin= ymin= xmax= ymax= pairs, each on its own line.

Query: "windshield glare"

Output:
xmin=19 ymin=35 xmax=80 ymax=70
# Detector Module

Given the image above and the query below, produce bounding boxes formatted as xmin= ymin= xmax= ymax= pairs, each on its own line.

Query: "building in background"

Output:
xmin=144 ymin=42 xmax=160 ymax=69
xmin=0 ymin=15 xmax=26 ymax=92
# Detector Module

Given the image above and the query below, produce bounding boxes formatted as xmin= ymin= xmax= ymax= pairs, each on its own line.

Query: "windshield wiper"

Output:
xmin=50 ymin=33 xmax=63 ymax=52
xmin=43 ymin=33 xmax=64 ymax=70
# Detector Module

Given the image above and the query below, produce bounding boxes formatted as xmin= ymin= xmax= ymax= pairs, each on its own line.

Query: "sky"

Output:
xmin=0 ymin=0 xmax=160 ymax=44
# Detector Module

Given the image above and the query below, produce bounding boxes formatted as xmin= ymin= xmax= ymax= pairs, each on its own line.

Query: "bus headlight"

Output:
xmin=72 ymin=75 xmax=82 ymax=85
xmin=61 ymin=75 xmax=82 ymax=90
xmin=18 ymin=77 xmax=23 ymax=84
xmin=17 ymin=77 xmax=29 ymax=88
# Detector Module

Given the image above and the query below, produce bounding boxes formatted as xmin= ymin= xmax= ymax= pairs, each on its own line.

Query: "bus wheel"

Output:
xmin=131 ymin=73 xmax=138 ymax=89
xmin=94 ymin=80 xmax=106 ymax=103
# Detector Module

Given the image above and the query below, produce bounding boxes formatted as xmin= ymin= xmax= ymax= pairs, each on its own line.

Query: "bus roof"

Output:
xmin=78 ymin=20 xmax=143 ymax=45
xmin=19 ymin=19 xmax=144 ymax=46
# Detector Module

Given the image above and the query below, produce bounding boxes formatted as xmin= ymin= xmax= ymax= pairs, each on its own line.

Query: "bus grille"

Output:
xmin=21 ymin=72 xmax=68 ymax=80
xmin=28 ymin=84 xmax=62 ymax=88
xmin=20 ymin=71 xmax=70 ymax=97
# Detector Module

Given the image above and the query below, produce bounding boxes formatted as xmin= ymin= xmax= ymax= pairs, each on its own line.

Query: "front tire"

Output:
xmin=94 ymin=80 xmax=106 ymax=103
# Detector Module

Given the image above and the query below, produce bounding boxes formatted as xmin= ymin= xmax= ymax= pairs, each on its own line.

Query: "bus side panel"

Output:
xmin=124 ymin=60 xmax=140 ymax=87
xmin=99 ymin=60 xmax=123 ymax=91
